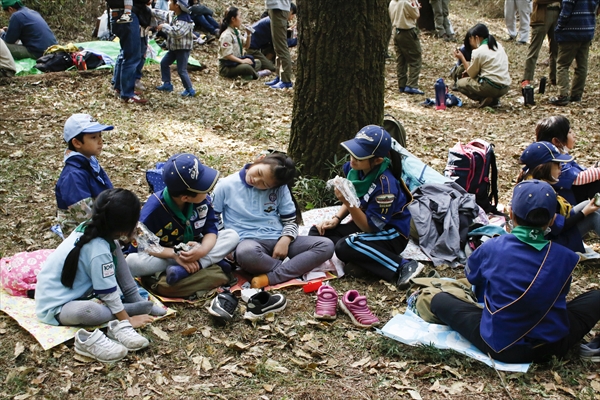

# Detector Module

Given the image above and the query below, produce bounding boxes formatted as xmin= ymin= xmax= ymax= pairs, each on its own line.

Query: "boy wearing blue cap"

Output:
xmin=126 ymin=153 xmax=239 ymax=285
xmin=431 ymin=180 xmax=600 ymax=363
xmin=310 ymin=125 xmax=421 ymax=289
xmin=55 ymin=114 xmax=114 ymax=233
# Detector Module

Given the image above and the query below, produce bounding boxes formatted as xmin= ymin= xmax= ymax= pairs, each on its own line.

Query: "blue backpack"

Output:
xmin=146 ymin=162 xmax=166 ymax=193
xmin=444 ymin=139 xmax=499 ymax=214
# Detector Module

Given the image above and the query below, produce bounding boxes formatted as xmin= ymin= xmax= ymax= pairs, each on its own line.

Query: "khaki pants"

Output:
xmin=218 ymin=59 xmax=262 ymax=80
xmin=246 ymin=48 xmax=276 ymax=72
xmin=556 ymin=40 xmax=591 ymax=98
xmin=393 ymin=28 xmax=422 ymax=89
xmin=522 ymin=8 xmax=559 ymax=82
xmin=269 ymin=8 xmax=292 ymax=82
xmin=6 ymin=43 xmax=37 ymax=60
xmin=430 ymin=0 xmax=451 ymax=37
xmin=455 ymin=77 xmax=509 ymax=102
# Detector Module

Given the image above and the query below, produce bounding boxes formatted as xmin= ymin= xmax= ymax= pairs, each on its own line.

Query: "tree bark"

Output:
xmin=289 ymin=0 xmax=391 ymax=179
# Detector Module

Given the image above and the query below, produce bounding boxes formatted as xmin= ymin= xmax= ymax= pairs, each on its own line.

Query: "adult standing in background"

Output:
xmin=504 ymin=0 xmax=532 ymax=45
xmin=550 ymin=0 xmax=599 ymax=106
xmin=430 ymin=0 xmax=454 ymax=41
xmin=389 ymin=0 xmax=423 ymax=95
xmin=0 ymin=0 xmax=57 ymax=60
xmin=264 ymin=0 xmax=294 ymax=89
xmin=521 ymin=0 xmax=560 ymax=88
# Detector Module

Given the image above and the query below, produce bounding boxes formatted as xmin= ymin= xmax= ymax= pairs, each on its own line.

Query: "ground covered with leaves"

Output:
xmin=1 ymin=0 xmax=600 ymax=398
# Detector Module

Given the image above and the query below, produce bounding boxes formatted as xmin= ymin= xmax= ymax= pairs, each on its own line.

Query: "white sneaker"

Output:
xmin=107 ymin=320 xmax=149 ymax=351
xmin=74 ymin=329 xmax=128 ymax=363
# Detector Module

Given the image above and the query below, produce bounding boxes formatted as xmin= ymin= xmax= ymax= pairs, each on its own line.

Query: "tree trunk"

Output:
xmin=289 ymin=0 xmax=391 ymax=180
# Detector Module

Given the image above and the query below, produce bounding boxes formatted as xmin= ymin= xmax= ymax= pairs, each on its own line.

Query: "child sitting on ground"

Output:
xmin=153 ymin=0 xmax=197 ymax=97
xmin=518 ymin=141 xmax=600 ymax=254
xmin=126 ymin=153 xmax=239 ymax=285
xmin=211 ymin=152 xmax=334 ymax=288
xmin=535 ymin=115 xmax=600 ymax=205
xmin=309 ymin=125 xmax=421 ymax=290
xmin=36 ymin=189 xmax=165 ymax=363
xmin=55 ymin=114 xmax=114 ymax=234
xmin=431 ymin=180 xmax=600 ymax=363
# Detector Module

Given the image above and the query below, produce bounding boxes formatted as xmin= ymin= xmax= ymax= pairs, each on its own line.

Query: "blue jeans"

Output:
xmin=160 ymin=49 xmax=193 ymax=90
xmin=111 ymin=12 xmax=141 ymax=99
xmin=192 ymin=14 xmax=219 ymax=34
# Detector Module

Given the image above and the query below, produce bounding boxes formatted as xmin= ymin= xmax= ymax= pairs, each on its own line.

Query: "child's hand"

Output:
xmin=333 ymin=187 xmax=349 ymax=206
xmin=314 ymin=219 xmax=338 ymax=235
xmin=177 ymin=259 xmax=201 ymax=274
xmin=582 ymin=199 xmax=600 ymax=216
xmin=241 ymin=58 xmax=253 ymax=65
xmin=128 ymin=314 xmax=154 ymax=328
xmin=178 ymin=241 xmax=207 ymax=262
xmin=272 ymin=237 xmax=291 ymax=259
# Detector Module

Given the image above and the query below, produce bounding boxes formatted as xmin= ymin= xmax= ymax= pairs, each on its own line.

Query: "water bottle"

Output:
xmin=434 ymin=78 xmax=446 ymax=110
xmin=538 ymin=76 xmax=547 ymax=94
xmin=522 ymin=84 xmax=535 ymax=105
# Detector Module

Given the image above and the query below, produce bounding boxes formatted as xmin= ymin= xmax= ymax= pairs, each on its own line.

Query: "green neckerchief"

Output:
xmin=162 ymin=188 xmax=195 ymax=242
xmin=347 ymin=158 xmax=391 ymax=197
xmin=74 ymin=222 xmax=118 ymax=266
xmin=512 ymin=225 xmax=549 ymax=251
xmin=232 ymin=27 xmax=243 ymax=56
xmin=480 ymin=38 xmax=488 ymax=47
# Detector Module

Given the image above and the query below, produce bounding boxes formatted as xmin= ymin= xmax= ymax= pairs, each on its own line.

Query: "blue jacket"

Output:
xmin=3 ymin=7 xmax=57 ymax=58
xmin=55 ymin=153 xmax=113 ymax=210
xmin=249 ymin=17 xmax=297 ymax=50
xmin=467 ymin=235 xmax=579 ymax=353
xmin=554 ymin=160 xmax=585 ymax=205
xmin=555 ymin=0 xmax=599 ymax=43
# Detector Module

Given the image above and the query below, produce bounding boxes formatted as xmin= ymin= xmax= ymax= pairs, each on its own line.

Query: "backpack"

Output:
xmin=146 ymin=162 xmax=166 ymax=193
xmin=444 ymin=139 xmax=499 ymax=214
xmin=383 ymin=114 xmax=407 ymax=148
xmin=141 ymin=264 xmax=230 ymax=300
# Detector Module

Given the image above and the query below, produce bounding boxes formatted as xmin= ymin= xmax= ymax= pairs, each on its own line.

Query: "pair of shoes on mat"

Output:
xmin=208 ymin=290 xmax=286 ymax=323
xmin=314 ymin=285 xmax=379 ymax=328
xmin=74 ymin=320 xmax=149 ymax=363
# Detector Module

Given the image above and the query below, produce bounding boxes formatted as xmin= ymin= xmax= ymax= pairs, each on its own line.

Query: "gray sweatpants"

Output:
xmin=235 ymin=236 xmax=334 ymax=285
xmin=126 ymin=229 xmax=239 ymax=277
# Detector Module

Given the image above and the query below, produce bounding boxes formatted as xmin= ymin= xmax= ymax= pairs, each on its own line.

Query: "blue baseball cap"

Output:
xmin=511 ymin=179 xmax=556 ymax=221
xmin=520 ymin=141 xmax=573 ymax=170
xmin=63 ymin=114 xmax=113 ymax=143
xmin=162 ymin=153 xmax=219 ymax=194
xmin=341 ymin=125 xmax=392 ymax=160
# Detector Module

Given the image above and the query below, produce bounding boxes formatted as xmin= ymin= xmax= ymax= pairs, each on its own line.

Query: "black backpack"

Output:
xmin=444 ymin=139 xmax=499 ymax=214
xmin=383 ymin=114 xmax=407 ymax=148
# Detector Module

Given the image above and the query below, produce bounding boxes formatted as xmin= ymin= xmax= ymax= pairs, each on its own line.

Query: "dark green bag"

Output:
xmin=141 ymin=265 xmax=229 ymax=300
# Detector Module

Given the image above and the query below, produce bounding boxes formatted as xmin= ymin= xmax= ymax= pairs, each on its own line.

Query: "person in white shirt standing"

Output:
xmin=504 ymin=0 xmax=532 ymax=44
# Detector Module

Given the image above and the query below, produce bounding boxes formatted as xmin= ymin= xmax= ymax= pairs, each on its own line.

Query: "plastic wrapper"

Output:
xmin=326 ymin=176 xmax=360 ymax=208
xmin=135 ymin=222 xmax=164 ymax=254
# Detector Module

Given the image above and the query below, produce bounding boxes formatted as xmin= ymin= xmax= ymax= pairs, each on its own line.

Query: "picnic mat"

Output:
xmin=0 ymin=290 xmax=174 ymax=350
xmin=377 ymin=310 xmax=531 ymax=373
xmin=14 ymin=39 xmax=202 ymax=76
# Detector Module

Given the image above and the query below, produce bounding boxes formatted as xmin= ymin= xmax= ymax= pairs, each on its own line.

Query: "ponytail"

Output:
xmin=219 ymin=6 xmax=239 ymax=38
xmin=60 ymin=189 xmax=141 ymax=288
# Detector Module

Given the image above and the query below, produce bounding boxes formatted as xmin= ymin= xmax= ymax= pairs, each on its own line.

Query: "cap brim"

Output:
xmin=81 ymin=123 xmax=114 ymax=133
xmin=191 ymin=168 xmax=219 ymax=193
xmin=340 ymin=140 xmax=373 ymax=160
xmin=551 ymin=153 xmax=574 ymax=163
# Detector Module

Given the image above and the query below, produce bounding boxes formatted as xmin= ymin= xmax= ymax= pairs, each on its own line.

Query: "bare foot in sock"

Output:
xmin=123 ymin=301 xmax=153 ymax=316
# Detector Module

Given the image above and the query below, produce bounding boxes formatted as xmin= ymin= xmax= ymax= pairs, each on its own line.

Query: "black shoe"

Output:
xmin=243 ymin=291 xmax=287 ymax=321
xmin=569 ymin=95 xmax=582 ymax=102
xmin=208 ymin=291 xmax=239 ymax=322
xmin=396 ymin=260 xmax=424 ymax=290
xmin=549 ymin=96 xmax=569 ymax=106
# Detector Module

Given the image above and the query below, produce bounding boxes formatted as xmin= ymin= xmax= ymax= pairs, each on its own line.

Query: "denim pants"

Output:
xmin=135 ymin=35 xmax=148 ymax=81
xmin=111 ymin=12 xmax=141 ymax=99
xmin=160 ymin=49 xmax=193 ymax=90
xmin=192 ymin=14 xmax=219 ymax=34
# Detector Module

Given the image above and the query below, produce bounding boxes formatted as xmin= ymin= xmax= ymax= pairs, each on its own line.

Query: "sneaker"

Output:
xmin=257 ymin=69 xmax=272 ymax=78
xmin=243 ymin=291 xmax=287 ymax=321
xmin=549 ymin=96 xmax=569 ymax=106
xmin=339 ymin=290 xmax=379 ymax=328
xmin=208 ymin=291 xmax=239 ymax=322
xmin=122 ymin=94 xmax=148 ymax=104
xmin=569 ymin=95 xmax=582 ymax=102
xmin=156 ymin=82 xmax=174 ymax=92
xmin=403 ymin=86 xmax=424 ymax=95
xmin=116 ymin=13 xmax=132 ymax=24
xmin=581 ymin=336 xmax=600 ymax=362
xmin=166 ymin=265 xmax=190 ymax=285
xmin=181 ymin=88 xmax=196 ymax=97
xmin=314 ymin=284 xmax=338 ymax=320
xmin=134 ymin=79 xmax=146 ymax=91
xmin=504 ymin=35 xmax=516 ymax=42
xmin=107 ymin=320 xmax=149 ymax=351
xmin=478 ymin=97 xmax=494 ymax=108
xmin=270 ymin=81 xmax=293 ymax=89
xmin=396 ymin=260 xmax=424 ymax=290
xmin=74 ymin=329 xmax=128 ymax=362
xmin=265 ymin=76 xmax=280 ymax=86
xmin=517 ymin=40 xmax=527 ymax=45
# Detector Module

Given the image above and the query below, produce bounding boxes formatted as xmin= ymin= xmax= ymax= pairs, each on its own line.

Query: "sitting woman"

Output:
xmin=535 ymin=115 xmax=600 ymax=205
xmin=431 ymin=180 xmax=600 ymax=363
xmin=218 ymin=6 xmax=265 ymax=80
xmin=453 ymin=23 xmax=511 ymax=108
